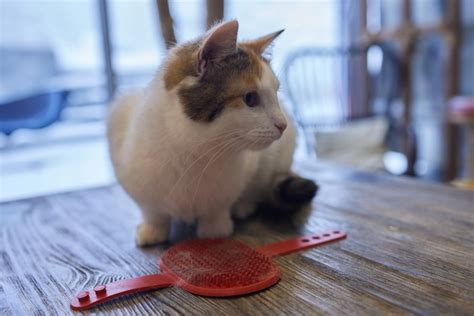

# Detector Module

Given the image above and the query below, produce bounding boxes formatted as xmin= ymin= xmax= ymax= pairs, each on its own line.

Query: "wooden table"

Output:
xmin=1 ymin=161 xmax=473 ymax=315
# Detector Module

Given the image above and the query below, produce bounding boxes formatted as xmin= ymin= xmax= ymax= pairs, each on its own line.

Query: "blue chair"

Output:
xmin=0 ymin=90 xmax=69 ymax=135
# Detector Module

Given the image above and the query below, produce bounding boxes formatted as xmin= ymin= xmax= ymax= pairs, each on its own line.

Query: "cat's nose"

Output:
xmin=274 ymin=121 xmax=287 ymax=133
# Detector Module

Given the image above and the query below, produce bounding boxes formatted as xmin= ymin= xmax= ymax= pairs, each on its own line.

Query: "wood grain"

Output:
xmin=1 ymin=161 xmax=473 ymax=315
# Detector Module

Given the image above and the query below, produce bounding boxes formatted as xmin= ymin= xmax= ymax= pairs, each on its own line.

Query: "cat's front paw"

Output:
xmin=135 ymin=222 xmax=168 ymax=246
xmin=197 ymin=213 xmax=234 ymax=238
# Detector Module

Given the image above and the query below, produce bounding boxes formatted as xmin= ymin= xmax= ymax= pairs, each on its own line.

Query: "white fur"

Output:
xmin=107 ymin=62 xmax=296 ymax=246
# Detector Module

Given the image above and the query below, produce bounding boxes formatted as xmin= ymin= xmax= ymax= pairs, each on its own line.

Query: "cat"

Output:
xmin=107 ymin=20 xmax=317 ymax=246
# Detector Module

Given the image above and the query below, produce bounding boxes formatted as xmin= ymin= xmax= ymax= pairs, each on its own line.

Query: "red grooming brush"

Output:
xmin=71 ymin=230 xmax=346 ymax=311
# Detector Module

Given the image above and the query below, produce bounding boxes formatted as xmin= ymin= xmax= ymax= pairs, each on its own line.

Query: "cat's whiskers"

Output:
xmin=164 ymin=131 xmax=248 ymax=206
xmin=190 ymin=137 xmax=260 ymax=210
xmin=156 ymin=128 xmax=246 ymax=180
xmin=215 ymin=137 xmax=256 ymax=178
xmin=212 ymin=136 xmax=260 ymax=183
xmin=167 ymin=135 xmax=244 ymax=212
xmin=188 ymin=134 xmax=248 ymax=209
xmin=180 ymin=129 xmax=246 ymax=166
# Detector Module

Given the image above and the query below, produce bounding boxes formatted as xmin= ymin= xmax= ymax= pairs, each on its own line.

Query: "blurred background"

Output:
xmin=0 ymin=0 xmax=473 ymax=201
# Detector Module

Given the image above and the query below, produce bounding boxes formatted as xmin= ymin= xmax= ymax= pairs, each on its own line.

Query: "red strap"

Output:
xmin=71 ymin=273 xmax=176 ymax=311
xmin=256 ymin=230 xmax=347 ymax=257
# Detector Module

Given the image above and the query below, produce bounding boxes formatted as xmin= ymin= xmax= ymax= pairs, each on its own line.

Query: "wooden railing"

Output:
xmin=358 ymin=0 xmax=462 ymax=177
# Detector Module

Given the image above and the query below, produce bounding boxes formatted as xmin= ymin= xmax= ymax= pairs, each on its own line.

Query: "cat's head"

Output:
xmin=163 ymin=20 xmax=287 ymax=151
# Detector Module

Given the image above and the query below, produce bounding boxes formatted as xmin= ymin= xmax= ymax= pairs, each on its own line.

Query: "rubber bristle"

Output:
xmin=162 ymin=239 xmax=276 ymax=288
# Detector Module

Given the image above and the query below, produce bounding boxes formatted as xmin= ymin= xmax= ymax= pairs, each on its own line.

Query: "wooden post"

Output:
xmin=445 ymin=0 xmax=461 ymax=98
xmin=206 ymin=0 xmax=224 ymax=30
xmin=98 ymin=0 xmax=116 ymax=100
xmin=398 ymin=0 xmax=417 ymax=176
xmin=444 ymin=0 xmax=461 ymax=181
xmin=156 ymin=0 xmax=176 ymax=49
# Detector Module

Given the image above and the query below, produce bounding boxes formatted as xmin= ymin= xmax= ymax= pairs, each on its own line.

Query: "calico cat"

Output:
xmin=107 ymin=20 xmax=317 ymax=246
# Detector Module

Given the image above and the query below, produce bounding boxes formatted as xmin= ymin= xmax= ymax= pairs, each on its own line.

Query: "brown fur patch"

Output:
xmin=163 ymin=40 xmax=200 ymax=90
xmin=162 ymin=40 xmax=264 ymax=122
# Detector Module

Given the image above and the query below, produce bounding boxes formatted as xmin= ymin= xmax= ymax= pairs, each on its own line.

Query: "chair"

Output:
xmin=0 ymin=89 xmax=69 ymax=135
xmin=283 ymin=44 xmax=403 ymax=167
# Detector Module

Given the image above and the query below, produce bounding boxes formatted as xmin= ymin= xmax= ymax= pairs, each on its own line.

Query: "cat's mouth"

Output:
xmin=245 ymin=129 xmax=281 ymax=150
xmin=247 ymin=129 xmax=281 ymax=139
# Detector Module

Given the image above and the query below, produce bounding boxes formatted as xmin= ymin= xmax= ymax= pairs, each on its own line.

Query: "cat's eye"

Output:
xmin=243 ymin=91 xmax=260 ymax=107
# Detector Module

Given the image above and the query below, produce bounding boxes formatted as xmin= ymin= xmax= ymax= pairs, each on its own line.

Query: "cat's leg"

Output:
xmin=197 ymin=208 xmax=233 ymax=238
xmin=135 ymin=208 xmax=171 ymax=246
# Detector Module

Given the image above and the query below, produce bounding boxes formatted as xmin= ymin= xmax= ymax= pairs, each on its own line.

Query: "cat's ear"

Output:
xmin=197 ymin=20 xmax=238 ymax=74
xmin=243 ymin=29 xmax=284 ymax=58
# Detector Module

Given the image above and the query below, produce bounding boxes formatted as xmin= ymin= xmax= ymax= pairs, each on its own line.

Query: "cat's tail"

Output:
xmin=258 ymin=175 xmax=318 ymax=219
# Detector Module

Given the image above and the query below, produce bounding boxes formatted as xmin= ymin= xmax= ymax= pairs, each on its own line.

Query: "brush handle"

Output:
xmin=256 ymin=230 xmax=346 ymax=257
xmin=70 ymin=273 xmax=176 ymax=311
